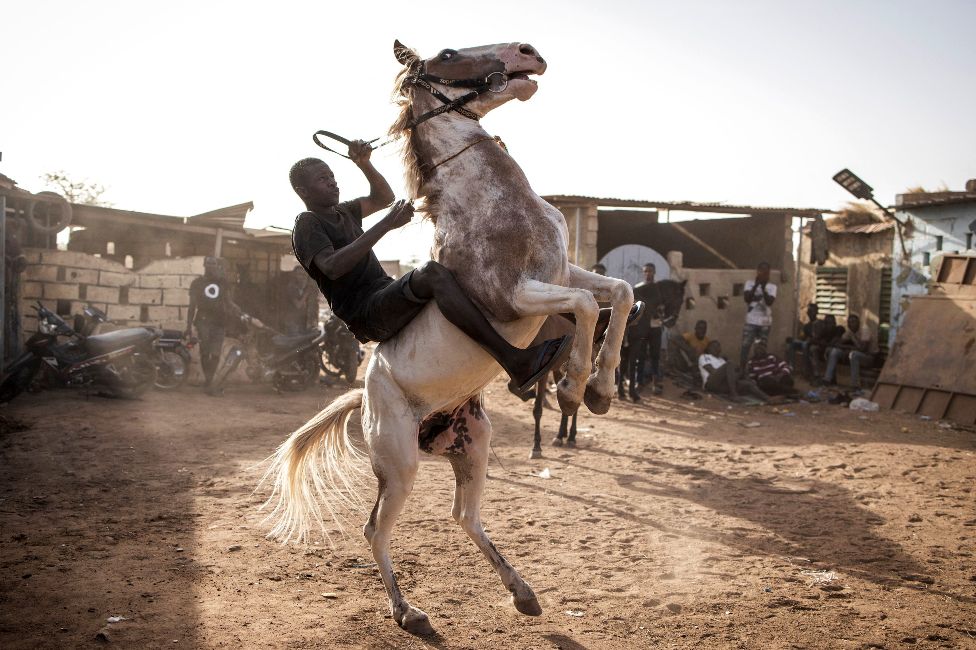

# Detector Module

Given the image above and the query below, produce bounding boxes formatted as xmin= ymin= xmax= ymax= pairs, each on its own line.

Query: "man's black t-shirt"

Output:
xmin=630 ymin=281 xmax=662 ymax=339
xmin=292 ymin=200 xmax=393 ymax=329
xmin=188 ymin=276 xmax=231 ymax=326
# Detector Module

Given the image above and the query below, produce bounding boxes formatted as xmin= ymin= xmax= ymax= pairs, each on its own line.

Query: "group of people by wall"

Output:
xmin=604 ymin=260 xmax=879 ymax=405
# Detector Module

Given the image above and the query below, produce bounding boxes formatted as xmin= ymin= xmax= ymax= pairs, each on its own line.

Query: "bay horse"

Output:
xmin=263 ymin=41 xmax=634 ymax=634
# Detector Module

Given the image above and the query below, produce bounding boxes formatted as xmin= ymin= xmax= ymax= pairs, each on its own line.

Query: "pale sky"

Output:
xmin=3 ymin=0 xmax=974 ymax=263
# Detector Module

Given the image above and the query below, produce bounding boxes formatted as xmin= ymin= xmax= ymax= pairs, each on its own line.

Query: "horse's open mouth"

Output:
xmin=509 ymin=72 xmax=535 ymax=83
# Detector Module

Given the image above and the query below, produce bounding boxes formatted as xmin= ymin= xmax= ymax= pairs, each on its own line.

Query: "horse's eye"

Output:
xmin=438 ymin=49 xmax=457 ymax=61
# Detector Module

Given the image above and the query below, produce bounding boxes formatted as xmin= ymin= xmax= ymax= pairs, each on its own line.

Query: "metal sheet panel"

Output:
xmin=878 ymin=295 xmax=976 ymax=395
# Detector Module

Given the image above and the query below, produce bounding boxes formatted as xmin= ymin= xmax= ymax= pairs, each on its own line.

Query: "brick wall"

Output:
xmin=20 ymin=248 xmax=204 ymax=334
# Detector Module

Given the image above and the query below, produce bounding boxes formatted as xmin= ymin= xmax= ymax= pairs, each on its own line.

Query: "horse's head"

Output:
xmin=393 ymin=40 xmax=547 ymax=118
xmin=657 ymin=279 xmax=688 ymax=328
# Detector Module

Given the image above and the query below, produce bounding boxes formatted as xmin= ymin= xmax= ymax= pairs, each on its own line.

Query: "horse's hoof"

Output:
xmin=397 ymin=606 xmax=435 ymax=636
xmin=583 ymin=384 xmax=612 ymax=415
xmin=556 ymin=390 xmax=580 ymax=417
xmin=529 ymin=448 xmax=543 ymax=459
xmin=551 ymin=437 xmax=563 ymax=447
xmin=512 ymin=594 xmax=543 ymax=616
xmin=566 ymin=439 xmax=577 ymax=448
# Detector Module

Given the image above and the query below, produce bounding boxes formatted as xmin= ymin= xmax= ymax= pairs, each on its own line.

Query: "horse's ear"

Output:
xmin=394 ymin=39 xmax=417 ymax=66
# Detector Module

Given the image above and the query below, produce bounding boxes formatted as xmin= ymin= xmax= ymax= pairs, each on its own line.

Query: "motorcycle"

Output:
xmin=319 ymin=316 xmax=363 ymax=385
xmin=74 ymin=304 xmax=195 ymax=391
xmin=0 ymin=302 xmax=159 ymax=404
xmin=212 ymin=313 xmax=326 ymax=392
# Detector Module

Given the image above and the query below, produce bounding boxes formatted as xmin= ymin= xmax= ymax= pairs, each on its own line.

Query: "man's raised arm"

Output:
xmin=347 ymin=140 xmax=395 ymax=217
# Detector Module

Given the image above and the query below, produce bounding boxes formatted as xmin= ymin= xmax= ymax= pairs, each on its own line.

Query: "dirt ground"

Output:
xmin=2 ymin=362 xmax=975 ymax=649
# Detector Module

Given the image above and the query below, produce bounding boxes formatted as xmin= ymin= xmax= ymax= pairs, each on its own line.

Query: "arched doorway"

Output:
xmin=599 ymin=244 xmax=670 ymax=286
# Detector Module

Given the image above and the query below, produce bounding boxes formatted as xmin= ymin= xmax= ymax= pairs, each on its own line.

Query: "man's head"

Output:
xmin=807 ymin=303 xmax=819 ymax=320
xmin=756 ymin=261 xmax=771 ymax=284
xmin=203 ymin=256 xmax=222 ymax=279
xmin=753 ymin=340 xmax=768 ymax=358
xmin=643 ymin=263 xmax=656 ymax=283
xmin=705 ymin=340 xmax=721 ymax=356
xmin=824 ymin=314 xmax=837 ymax=328
xmin=590 ymin=263 xmax=607 ymax=276
xmin=694 ymin=319 xmax=708 ymax=339
xmin=847 ymin=314 xmax=861 ymax=332
xmin=289 ymin=158 xmax=339 ymax=209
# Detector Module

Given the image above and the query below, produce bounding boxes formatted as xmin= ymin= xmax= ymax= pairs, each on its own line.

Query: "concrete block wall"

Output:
xmin=19 ymin=248 xmax=205 ymax=335
xmin=668 ymin=252 xmax=795 ymax=362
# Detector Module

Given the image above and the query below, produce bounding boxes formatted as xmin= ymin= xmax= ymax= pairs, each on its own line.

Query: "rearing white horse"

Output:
xmin=263 ymin=40 xmax=634 ymax=635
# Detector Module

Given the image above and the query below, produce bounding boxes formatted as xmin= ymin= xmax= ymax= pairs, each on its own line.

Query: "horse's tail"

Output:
xmin=260 ymin=388 xmax=368 ymax=544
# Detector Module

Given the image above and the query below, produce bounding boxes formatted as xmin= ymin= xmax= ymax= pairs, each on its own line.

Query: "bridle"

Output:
xmin=312 ymin=62 xmax=511 ymax=161
xmin=403 ymin=62 xmax=510 ymax=128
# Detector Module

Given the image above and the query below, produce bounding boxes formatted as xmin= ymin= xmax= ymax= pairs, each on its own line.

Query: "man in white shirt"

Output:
xmin=739 ymin=262 xmax=777 ymax=371
xmin=824 ymin=314 xmax=875 ymax=392
xmin=699 ymin=341 xmax=770 ymax=402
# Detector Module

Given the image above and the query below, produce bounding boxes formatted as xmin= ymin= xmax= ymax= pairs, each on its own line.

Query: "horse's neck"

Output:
xmin=412 ymin=97 xmax=531 ymax=196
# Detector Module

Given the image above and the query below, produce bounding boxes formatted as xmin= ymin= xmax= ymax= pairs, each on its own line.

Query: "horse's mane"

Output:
xmin=388 ymin=45 xmax=441 ymax=223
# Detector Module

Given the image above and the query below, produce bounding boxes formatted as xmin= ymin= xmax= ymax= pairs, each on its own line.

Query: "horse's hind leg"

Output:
xmin=361 ymin=386 xmax=432 ymax=635
xmin=445 ymin=398 xmax=542 ymax=616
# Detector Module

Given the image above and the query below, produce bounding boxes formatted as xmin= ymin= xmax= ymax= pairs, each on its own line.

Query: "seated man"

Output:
xmin=289 ymin=142 xmax=571 ymax=396
xmin=824 ymin=314 xmax=875 ymax=391
xmin=669 ymin=319 xmax=710 ymax=376
xmin=699 ymin=341 xmax=770 ymax=403
xmin=786 ymin=302 xmax=819 ymax=377
xmin=747 ymin=341 xmax=796 ymax=396
xmin=808 ymin=314 xmax=844 ymax=380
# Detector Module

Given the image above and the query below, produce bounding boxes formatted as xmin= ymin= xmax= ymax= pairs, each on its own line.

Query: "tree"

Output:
xmin=40 ymin=170 xmax=112 ymax=206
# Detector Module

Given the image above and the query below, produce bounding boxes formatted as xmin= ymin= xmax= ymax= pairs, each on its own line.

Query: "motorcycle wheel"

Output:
xmin=107 ymin=352 xmax=157 ymax=399
xmin=278 ymin=353 xmax=320 ymax=392
xmin=154 ymin=351 xmax=189 ymax=390
xmin=0 ymin=361 xmax=40 ymax=404
xmin=319 ymin=346 xmax=345 ymax=379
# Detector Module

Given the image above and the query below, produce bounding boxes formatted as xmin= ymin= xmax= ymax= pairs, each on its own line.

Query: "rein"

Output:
xmin=312 ymin=63 xmax=510 ymax=160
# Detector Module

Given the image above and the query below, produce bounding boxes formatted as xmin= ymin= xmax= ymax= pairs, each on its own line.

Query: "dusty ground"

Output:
xmin=1 ymin=364 xmax=975 ymax=649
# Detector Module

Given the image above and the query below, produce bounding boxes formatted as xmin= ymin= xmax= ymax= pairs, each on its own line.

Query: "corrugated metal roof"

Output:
xmin=896 ymin=191 xmax=976 ymax=210
xmin=188 ymin=202 xmax=254 ymax=229
xmin=542 ymin=194 xmax=832 ymax=217
xmin=828 ymin=221 xmax=895 ymax=234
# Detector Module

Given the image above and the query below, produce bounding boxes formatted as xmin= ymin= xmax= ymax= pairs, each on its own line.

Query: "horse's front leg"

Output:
xmin=513 ymin=279 xmax=599 ymax=415
xmin=566 ymin=265 xmax=634 ymax=414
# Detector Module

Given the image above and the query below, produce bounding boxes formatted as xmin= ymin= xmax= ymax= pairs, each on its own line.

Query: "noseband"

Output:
xmin=404 ymin=63 xmax=509 ymax=128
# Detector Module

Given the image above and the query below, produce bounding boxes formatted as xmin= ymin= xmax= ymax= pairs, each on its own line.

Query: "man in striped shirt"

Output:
xmin=746 ymin=341 xmax=796 ymax=396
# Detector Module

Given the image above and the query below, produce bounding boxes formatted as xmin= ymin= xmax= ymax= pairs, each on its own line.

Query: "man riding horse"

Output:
xmin=266 ymin=40 xmax=636 ymax=635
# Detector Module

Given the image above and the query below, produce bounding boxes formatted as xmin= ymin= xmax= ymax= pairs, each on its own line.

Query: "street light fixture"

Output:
xmin=832 ymin=169 xmax=875 ymax=201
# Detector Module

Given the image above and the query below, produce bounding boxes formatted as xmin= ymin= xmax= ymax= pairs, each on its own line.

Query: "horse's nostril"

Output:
xmin=519 ymin=44 xmax=535 ymax=56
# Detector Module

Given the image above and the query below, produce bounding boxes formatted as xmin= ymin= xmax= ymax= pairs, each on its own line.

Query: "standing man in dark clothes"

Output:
xmin=629 ymin=263 xmax=664 ymax=401
xmin=186 ymin=256 xmax=237 ymax=394
xmin=289 ymin=140 xmax=571 ymax=396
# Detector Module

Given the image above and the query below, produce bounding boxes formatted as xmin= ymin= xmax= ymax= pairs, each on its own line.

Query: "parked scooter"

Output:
xmin=319 ymin=316 xmax=363 ymax=385
xmin=0 ymin=302 xmax=159 ymax=403
xmin=211 ymin=313 xmax=325 ymax=393
xmin=74 ymin=304 xmax=195 ymax=391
